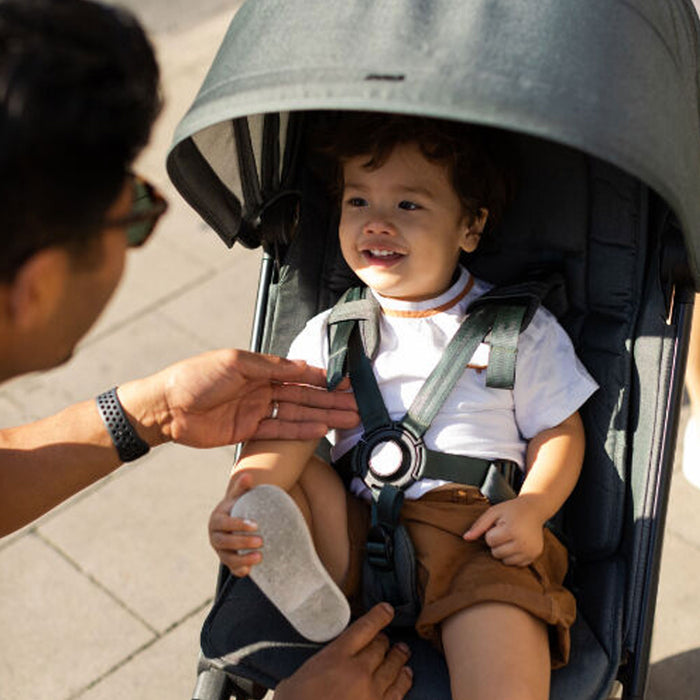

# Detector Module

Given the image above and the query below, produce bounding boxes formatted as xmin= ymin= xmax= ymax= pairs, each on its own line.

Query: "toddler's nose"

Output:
xmin=363 ymin=218 xmax=396 ymax=236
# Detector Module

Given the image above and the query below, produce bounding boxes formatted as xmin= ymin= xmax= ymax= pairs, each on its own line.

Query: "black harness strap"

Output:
xmin=401 ymin=305 xmax=499 ymax=439
xmin=347 ymin=329 xmax=392 ymax=434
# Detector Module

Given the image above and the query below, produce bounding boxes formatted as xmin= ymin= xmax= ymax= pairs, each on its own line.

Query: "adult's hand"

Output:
xmin=118 ymin=349 xmax=359 ymax=448
xmin=274 ymin=603 xmax=413 ymax=700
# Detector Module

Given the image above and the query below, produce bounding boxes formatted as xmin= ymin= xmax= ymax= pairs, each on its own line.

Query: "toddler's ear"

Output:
xmin=461 ymin=208 xmax=488 ymax=253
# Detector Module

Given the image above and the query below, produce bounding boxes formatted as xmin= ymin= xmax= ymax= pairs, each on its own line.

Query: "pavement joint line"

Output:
xmin=33 ymin=529 xmax=161 ymax=637
xmin=67 ymin=596 xmax=216 ymax=700
xmin=0 ymin=462 xmax=143 ymax=553
xmin=77 ymin=268 xmax=220 ymax=350
xmin=155 ymin=294 xmax=247 ymax=351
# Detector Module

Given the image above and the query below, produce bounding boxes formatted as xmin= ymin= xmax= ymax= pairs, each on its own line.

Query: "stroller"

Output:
xmin=166 ymin=0 xmax=700 ymax=698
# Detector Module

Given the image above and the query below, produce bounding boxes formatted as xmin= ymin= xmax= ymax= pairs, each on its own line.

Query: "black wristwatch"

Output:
xmin=96 ymin=387 xmax=151 ymax=462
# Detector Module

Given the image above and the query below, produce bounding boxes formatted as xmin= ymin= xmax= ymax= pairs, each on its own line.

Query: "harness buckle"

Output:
xmin=366 ymin=524 xmax=395 ymax=571
xmin=353 ymin=424 xmax=426 ymax=491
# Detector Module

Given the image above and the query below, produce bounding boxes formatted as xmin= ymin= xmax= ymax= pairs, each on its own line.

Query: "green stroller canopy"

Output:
xmin=168 ymin=0 xmax=700 ymax=287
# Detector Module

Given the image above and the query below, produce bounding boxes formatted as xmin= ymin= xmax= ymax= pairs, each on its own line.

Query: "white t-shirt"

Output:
xmin=288 ymin=266 xmax=599 ymax=499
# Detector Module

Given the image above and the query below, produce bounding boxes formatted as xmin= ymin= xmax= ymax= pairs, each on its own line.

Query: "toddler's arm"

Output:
xmin=232 ymin=436 xmax=321 ymax=492
xmin=210 ymin=438 xmax=320 ymax=575
xmin=463 ymin=411 xmax=585 ymax=566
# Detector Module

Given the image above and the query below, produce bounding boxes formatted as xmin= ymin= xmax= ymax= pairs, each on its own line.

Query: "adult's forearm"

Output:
xmin=0 ymin=399 xmax=123 ymax=537
xmin=0 ymin=348 xmax=358 ymax=537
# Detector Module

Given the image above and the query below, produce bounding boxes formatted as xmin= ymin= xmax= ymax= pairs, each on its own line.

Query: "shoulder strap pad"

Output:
xmin=467 ymin=272 xmax=567 ymax=389
xmin=326 ymin=287 xmax=380 ymax=390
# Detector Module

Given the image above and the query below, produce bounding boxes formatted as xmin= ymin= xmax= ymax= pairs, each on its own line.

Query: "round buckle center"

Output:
xmin=368 ymin=440 xmax=404 ymax=477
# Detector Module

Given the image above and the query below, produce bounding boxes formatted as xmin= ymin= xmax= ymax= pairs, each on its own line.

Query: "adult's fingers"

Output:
xmin=236 ymin=352 xmax=331 ymax=388
xmin=385 ymin=665 xmax=414 ymax=700
xmin=252 ymin=420 xmax=330 ymax=441
xmin=372 ymin=641 xmax=412 ymax=693
xmin=354 ymin=631 xmax=391 ymax=673
xmin=264 ymin=357 xmax=353 ymax=392
xmin=273 ymin=383 xmax=357 ymax=412
xmin=329 ymin=603 xmax=395 ymax=657
xmin=267 ymin=401 xmax=359 ymax=429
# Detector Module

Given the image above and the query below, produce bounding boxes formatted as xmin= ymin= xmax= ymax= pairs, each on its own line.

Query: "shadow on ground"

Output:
xmin=647 ymin=648 xmax=700 ymax=699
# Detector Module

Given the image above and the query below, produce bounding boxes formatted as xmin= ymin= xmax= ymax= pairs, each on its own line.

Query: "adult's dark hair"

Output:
xmin=0 ymin=0 xmax=161 ymax=281
xmin=311 ymin=111 xmax=516 ymax=237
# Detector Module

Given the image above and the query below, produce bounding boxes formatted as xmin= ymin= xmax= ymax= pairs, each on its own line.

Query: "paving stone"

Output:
xmin=38 ymin=443 xmax=233 ymax=633
xmin=0 ymin=313 xmax=207 ymax=422
xmin=649 ymin=531 xmax=700 ymax=665
xmin=78 ymin=609 xmax=207 ymax=700
xmin=663 ymin=452 xmax=700 ymax=552
xmin=0 ymin=535 xmax=153 ymax=700
xmin=159 ymin=248 xmax=261 ymax=350
xmin=85 ymin=228 xmax=214 ymax=346
xmin=648 ymin=532 xmax=700 ymax=698
xmin=149 ymin=196 xmax=240 ymax=273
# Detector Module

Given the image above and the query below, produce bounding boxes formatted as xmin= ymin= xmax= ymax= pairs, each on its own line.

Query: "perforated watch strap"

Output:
xmin=96 ymin=387 xmax=150 ymax=462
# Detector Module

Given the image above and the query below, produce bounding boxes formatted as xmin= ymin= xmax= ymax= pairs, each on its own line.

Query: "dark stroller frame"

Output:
xmin=166 ymin=1 xmax=700 ymax=698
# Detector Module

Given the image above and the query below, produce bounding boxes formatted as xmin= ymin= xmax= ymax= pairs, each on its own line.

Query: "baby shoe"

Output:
xmin=230 ymin=484 xmax=350 ymax=642
xmin=682 ymin=416 xmax=700 ymax=490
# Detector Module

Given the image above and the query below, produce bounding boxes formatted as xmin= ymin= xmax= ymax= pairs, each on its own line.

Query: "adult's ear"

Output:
xmin=4 ymin=248 xmax=69 ymax=331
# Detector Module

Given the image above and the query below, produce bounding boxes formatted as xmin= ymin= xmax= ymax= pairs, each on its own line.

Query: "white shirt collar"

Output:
xmin=371 ymin=266 xmax=473 ymax=318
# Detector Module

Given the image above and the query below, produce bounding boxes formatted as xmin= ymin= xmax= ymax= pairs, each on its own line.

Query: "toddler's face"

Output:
xmin=338 ymin=142 xmax=484 ymax=301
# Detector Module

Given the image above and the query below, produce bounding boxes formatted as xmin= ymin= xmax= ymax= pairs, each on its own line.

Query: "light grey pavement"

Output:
xmin=0 ymin=3 xmax=700 ymax=699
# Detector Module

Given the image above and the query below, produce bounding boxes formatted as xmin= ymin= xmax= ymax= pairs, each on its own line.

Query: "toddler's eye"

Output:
xmin=346 ymin=197 xmax=368 ymax=208
xmin=398 ymin=200 xmax=420 ymax=211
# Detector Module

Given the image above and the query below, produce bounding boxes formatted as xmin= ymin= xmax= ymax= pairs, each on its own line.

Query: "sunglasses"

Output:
xmin=105 ymin=173 xmax=168 ymax=247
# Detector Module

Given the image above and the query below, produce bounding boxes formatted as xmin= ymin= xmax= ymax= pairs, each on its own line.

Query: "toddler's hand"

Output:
xmin=462 ymin=497 xmax=545 ymax=567
xmin=209 ymin=474 xmax=263 ymax=577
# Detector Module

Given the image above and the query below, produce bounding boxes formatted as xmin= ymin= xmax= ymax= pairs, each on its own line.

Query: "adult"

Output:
xmin=0 ymin=1 xmax=411 ymax=698
xmin=0 ymin=0 xmax=357 ymax=539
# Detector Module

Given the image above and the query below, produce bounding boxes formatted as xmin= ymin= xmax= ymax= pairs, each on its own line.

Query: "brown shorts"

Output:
xmin=343 ymin=486 xmax=576 ymax=669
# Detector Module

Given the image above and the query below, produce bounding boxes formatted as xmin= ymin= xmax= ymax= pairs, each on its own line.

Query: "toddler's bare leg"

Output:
xmin=442 ymin=602 xmax=550 ymax=700
xmin=289 ymin=455 xmax=351 ymax=587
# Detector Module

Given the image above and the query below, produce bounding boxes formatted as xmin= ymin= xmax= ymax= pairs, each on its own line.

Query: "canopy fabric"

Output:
xmin=168 ymin=0 xmax=700 ymax=284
